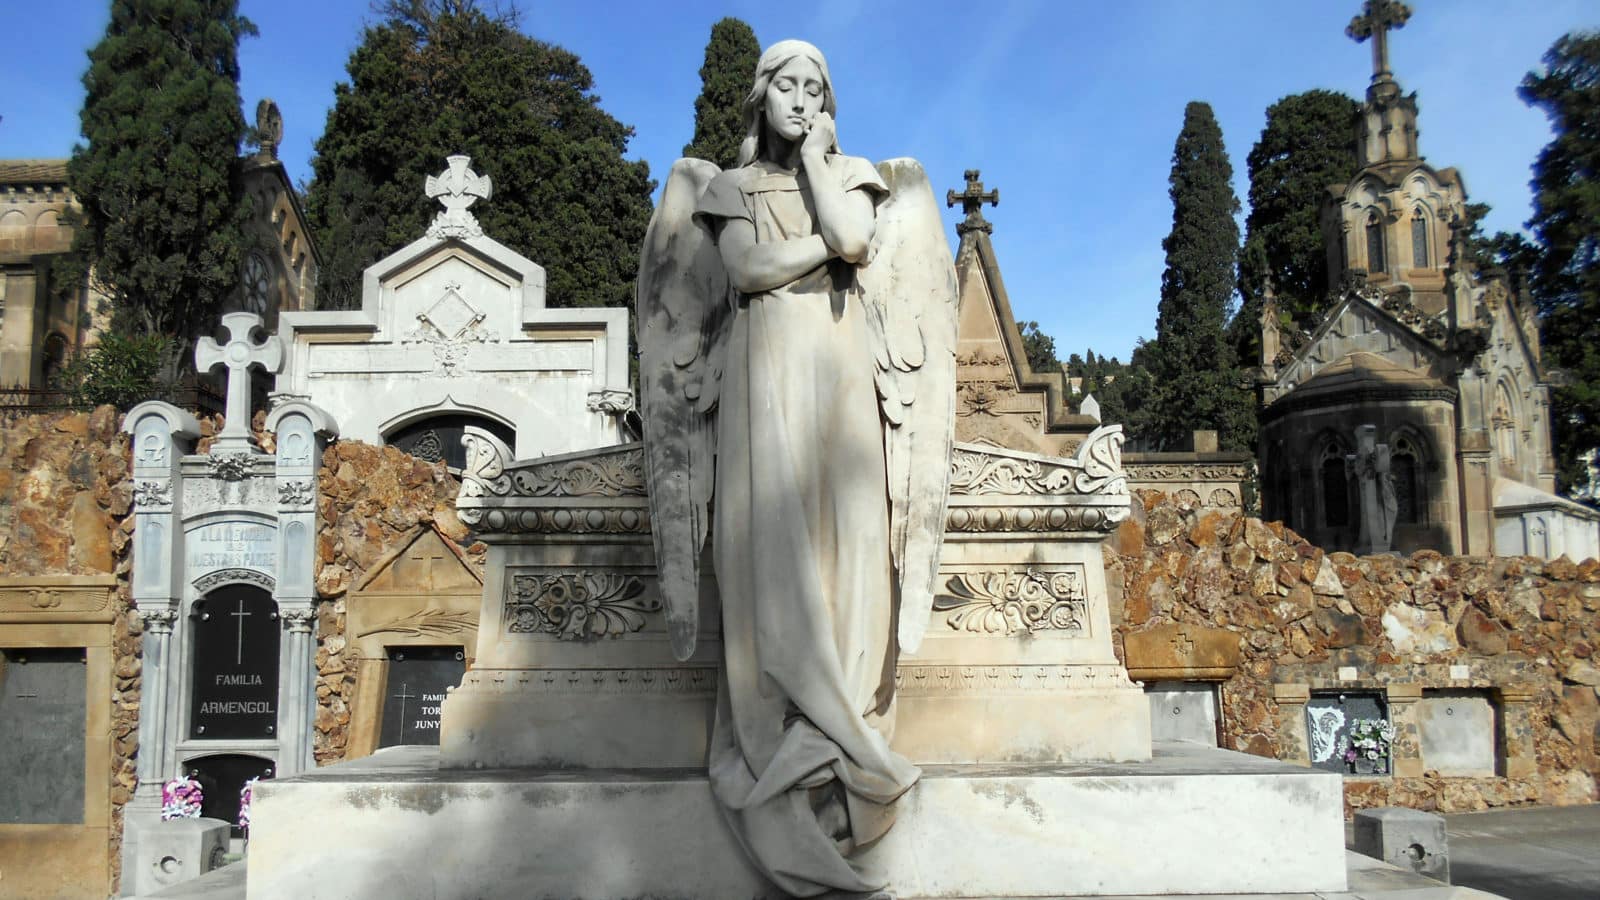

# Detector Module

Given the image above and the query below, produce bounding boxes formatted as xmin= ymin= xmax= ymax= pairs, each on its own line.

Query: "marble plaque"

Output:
xmin=190 ymin=586 xmax=280 ymax=739
xmin=0 ymin=648 xmax=86 ymax=824
xmin=1305 ymin=691 xmax=1389 ymax=774
xmin=379 ymin=647 xmax=466 ymax=748
xmin=1418 ymin=690 xmax=1497 ymax=776
xmin=1145 ymin=681 xmax=1219 ymax=746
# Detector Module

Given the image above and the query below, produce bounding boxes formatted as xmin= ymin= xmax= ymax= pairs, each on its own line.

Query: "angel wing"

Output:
xmin=859 ymin=159 xmax=961 ymax=655
xmin=636 ymin=158 xmax=732 ymax=662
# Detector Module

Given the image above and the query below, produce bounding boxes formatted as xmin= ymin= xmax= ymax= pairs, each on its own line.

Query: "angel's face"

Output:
xmin=763 ymin=56 xmax=825 ymax=144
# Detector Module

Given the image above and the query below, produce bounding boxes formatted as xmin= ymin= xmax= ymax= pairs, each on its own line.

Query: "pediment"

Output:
xmin=355 ymin=526 xmax=482 ymax=594
xmin=1273 ymin=295 xmax=1450 ymax=397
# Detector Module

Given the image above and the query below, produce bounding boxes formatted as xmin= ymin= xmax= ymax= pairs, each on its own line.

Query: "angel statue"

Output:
xmin=637 ymin=39 xmax=960 ymax=898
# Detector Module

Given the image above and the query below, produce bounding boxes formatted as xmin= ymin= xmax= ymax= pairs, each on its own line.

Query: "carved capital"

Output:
xmin=279 ymin=607 xmax=316 ymax=634
xmin=138 ymin=606 xmax=180 ymax=634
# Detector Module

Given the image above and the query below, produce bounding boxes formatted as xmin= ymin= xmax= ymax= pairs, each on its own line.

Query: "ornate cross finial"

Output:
xmin=195 ymin=312 xmax=284 ymax=454
xmin=255 ymin=99 xmax=283 ymax=161
xmin=946 ymin=169 xmax=999 ymax=236
xmin=425 ymin=155 xmax=493 ymax=239
xmin=1347 ymin=0 xmax=1412 ymax=83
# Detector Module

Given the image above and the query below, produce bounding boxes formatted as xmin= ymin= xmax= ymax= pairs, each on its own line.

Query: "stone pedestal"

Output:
xmin=130 ymin=818 xmax=231 ymax=898
xmin=440 ymin=432 xmax=1150 ymax=770
xmin=1354 ymin=807 xmax=1450 ymax=883
xmin=249 ymin=743 xmax=1347 ymax=900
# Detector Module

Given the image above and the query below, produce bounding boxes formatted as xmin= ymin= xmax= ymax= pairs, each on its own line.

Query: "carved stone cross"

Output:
xmin=1347 ymin=0 xmax=1412 ymax=82
xmin=947 ymin=169 xmax=999 ymax=236
xmin=195 ymin=312 xmax=284 ymax=454
xmin=426 ymin=155 xmax=493 ymax=239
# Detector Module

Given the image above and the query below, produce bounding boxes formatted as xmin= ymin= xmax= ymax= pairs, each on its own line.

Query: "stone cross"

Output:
xmin=1346 ymin=0 xmax=1412 ymax=82
xmin=195 ymin=312 xmax=284 ymax=454
xmin=947 ymin=169 xmax=999 ymax=236
xmin=425 ymin=155 xmax=493 ymax=239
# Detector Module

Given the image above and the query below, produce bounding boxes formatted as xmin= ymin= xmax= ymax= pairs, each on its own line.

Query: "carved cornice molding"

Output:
xmin=945 ymin=504 xmax=1125 ymax=534
xmin=0 ymin=581 xmax=115 ymax=619
xmin=949 ymin=425 xmax=1126 ymax=497
xmin=1123 ymin=462 xmax=1251 ymax=482
xmin=193 ymin=568 xmax=276 ymax=594
xmin=895 ymin=664 xmax=1138 ymax=694
xmin=458 ymin=666 xmax=718 ymax=696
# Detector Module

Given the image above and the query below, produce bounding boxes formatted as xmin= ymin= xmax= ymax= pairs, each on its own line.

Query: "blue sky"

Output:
xmin=1 ymin=1 xmax=1592 ymax=362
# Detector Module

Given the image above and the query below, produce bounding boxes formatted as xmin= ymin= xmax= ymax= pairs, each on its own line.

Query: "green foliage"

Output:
xmin=54 ymin=332 xmax=177 ymax=411
xmin=1017 ymin=320 xmax=1059 ymax=374
xmin=1143 ymin=102 xmax=1255 ymax=452
xmin=1236 ymin=89 xmax=1360 ymax=329
xmin=67 ymin=0 xmax=257 ymax=356
xmin=1065 ymin=348 xmax=1151 ymax=439
xmin=304 ymin=0 xmax=654 ymax=311
xmin=1520 ymin=31 xmax=1600 ymax=497
xmin=683 ymin=18 xmax=760 ymax=169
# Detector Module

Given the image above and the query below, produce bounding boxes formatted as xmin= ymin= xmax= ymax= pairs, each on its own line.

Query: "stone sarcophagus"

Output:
xmin=439 ymin=426 xmax=1151 ymax=769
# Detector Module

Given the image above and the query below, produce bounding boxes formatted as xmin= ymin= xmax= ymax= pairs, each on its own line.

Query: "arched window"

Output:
xmin=1319 ymin=440 xmax=1351 ymax=528
xmin=1493 ymin=382 xmax=1517 ymax=468
xmin=1390 ymin=432 xmax=1426 ymax=524
xmin=1411 ymin=208 xmax=1429 ymax=268
xmin=1365 ymin=212 xmax=1386 ymax=274
xmin=385 ymin=413 xmax=515 ymax=472
xmin=41 ymin=332 xmax=69 ymax=388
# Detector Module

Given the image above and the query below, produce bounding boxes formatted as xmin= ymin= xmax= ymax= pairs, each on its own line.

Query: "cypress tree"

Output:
xmin=1519 ymin=31 xmax=1600 ymax=497
xmin=305 ymin=0 xmax=654 ymax=311
xmin=1144 ymin=101 xmax=1255 ymax=452
xmin=682 ymin=18 xmax=760 ymax=169
xmin=67 ymin=0 xmax=258 ymax=367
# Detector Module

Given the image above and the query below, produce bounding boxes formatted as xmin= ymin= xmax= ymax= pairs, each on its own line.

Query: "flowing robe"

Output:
xmin=694 ymin=155 xmax=921 ymax=896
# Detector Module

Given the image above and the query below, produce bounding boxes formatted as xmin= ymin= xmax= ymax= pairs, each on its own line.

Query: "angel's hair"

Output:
xmin=736 ymin=39 xmax=839 ymax=168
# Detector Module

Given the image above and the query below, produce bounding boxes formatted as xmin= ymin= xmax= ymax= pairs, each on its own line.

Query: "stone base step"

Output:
xmin=247 ymin=742 xmax=1355 ymax=899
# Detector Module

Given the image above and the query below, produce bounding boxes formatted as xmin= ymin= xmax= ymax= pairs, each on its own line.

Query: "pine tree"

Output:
xmin=1144 ymin=102 xmax=1255 ymax=452
xmin=304 ymin=0 xmax=654 ymax=311
xmin=67 ymin=0 xmax=257 ymax=367
xmin=682 ymin=18 xmax=760 ymax=170
xmin=1520 ymin=31 xmax=1600 ymax=497
xmin=1018 ymin=320 xmax=1059 ymax=373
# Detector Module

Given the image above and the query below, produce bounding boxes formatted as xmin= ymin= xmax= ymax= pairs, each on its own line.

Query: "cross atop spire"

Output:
xmin=946 ymin=169 xmax=999 ymax=236
xmin=1347 ymin=0 xmax=1412 ymax=83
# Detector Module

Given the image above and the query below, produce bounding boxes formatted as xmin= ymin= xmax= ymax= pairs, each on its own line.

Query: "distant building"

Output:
xmin=1257 ymin=5 xmax=1598 ymax=560
xmin=0 ymin=100 xmax=318 ymax=391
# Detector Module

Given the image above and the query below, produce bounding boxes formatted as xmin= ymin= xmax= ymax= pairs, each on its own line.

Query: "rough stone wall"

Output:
xmin=1107 ymin=491 xmax=1600 ymax=816
xmin=310 ymin=440 xmax=486 ymax=763
xmin=0 ymin=407 xmax=137 ymax=887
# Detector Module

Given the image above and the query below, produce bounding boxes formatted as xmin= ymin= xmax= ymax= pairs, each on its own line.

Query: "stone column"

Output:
xmin=266 ymin=400 xmax=338 ymax=775
xmin=119 ymin=402 xmax=200 ymax=890
xmin=1386 ymin=682 xmax=1424 ymax=777
xmin=1455 ymin=369 xmax=1494 ymax=555
xmin=1272 ymin=683 xmax=1312 ymax=766
xmin=1494 ymin=683 xmax=1537 ymax=779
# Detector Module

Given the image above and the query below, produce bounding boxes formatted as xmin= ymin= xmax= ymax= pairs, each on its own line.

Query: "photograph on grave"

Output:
xmin=1306 ymin=690 xmax=1393 ymax=775
xmin=0 ymin=647 xmax=88 ymax=825
xmin=186 ymin=753 xmax=274 ymax=837
xmin=189 ymin=585 xmax=280 ymax=740
xmin=379 ymin=647 xmax=466 ymax=748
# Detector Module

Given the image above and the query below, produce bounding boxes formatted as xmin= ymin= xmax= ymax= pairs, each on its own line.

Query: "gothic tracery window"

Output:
xmin=1390 ymin=432 xmax=1425 ymax=525
xmin=1365 ymin=212 xmax=1386 ymax=274
xmin=1319 ymin=440 xmax=1351 ymax=529
xmin=1493 ymin=382 xmax=1518 ymax=468
xmin=1411 ymin=208 xmax=1429 ymax=269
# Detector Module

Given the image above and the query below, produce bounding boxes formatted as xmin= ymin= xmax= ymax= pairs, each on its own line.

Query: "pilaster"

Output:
xmin=1272 ymin=683 xmax=1312 ymax=766
xmin=1384 ymin=681 xmax=1424 ymax=777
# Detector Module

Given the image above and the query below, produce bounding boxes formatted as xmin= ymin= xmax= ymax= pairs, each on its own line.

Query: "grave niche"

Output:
xmin=1419 ymin=689 xmax=1498 ymax=776
xmin=0 ymin=648 xmax=87 ymax=824
xmin=190 ymin=585 xmax=280 ymax=740
xmin=1305 ymin=690 xmax=1390 ymax=775
xmin=379 ymin=646 xmax=466 ymax=748
xmin=186 ymin=753 xmax=274 ymax=838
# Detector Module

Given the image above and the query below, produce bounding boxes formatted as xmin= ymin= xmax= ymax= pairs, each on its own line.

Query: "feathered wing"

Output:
xmin=859 ymin=159 xmax=961 ymax=654
xmin=636 ymin=158 xmax=731 ymax=662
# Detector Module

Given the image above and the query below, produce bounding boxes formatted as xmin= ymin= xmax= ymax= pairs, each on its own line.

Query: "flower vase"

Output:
xmin=1352 ymin=758 xmax=1376 ymax=775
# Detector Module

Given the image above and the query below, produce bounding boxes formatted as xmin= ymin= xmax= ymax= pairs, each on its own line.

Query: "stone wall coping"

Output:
xmin=121 ymin=401 xmax=200 ymax=441
xmin=265 ymin=399 xmax=339 ymax=439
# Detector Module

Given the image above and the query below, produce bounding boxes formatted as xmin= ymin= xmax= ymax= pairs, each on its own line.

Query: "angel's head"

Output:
xmin=738 ymin=39 xmax=838 ymax=167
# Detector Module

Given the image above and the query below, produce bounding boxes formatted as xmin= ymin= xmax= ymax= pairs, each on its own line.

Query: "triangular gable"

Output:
xmin=953 ymin=230 xmax=1097 ymax=456
xmin=354 ymin=525 xmax=482 ymax=594
xmin=1270 ymin=292 xmax=1452 ymax=400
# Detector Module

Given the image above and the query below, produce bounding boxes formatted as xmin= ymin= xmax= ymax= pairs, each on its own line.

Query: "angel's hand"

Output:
xmin=802 ymin=112 xmax=836 ymax=160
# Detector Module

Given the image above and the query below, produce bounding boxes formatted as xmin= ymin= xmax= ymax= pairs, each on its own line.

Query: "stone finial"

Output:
xmin=1347 ymin=0 xmax=1412 ymax=83
xmin=255 ymin=99 xmax=284 ymax=161
xmin=426 ymin=155 xmax=493 ymax=239
xmin=195 ymin=312 xmax=284 ymax=454
xmin=946 ymin=169 xmax=999 ymax=236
